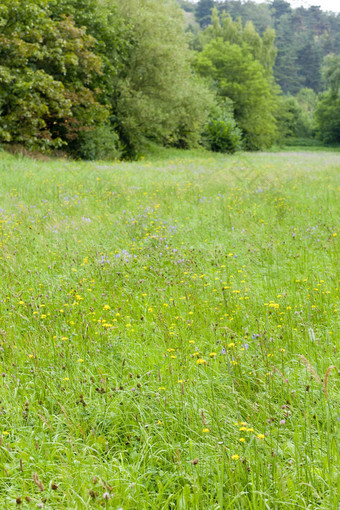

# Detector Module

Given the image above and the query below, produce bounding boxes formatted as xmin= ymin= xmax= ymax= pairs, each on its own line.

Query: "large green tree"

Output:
xmin=315 ymin=54 xmax=340 ymax=144
xmin=196 ymin=11 xmax=278 ymax=149
xmin=195 ymin=0 xmax=215 ymax=28
xmin=0 ymin=0 xmax=109 ymax=150
xmin=322 ymin=53 xmax=340 ymax=96
xmin=112 ymin=0 xmax=212 ymax=156
xmin=48 ymin=0 xmax=130 ymax=107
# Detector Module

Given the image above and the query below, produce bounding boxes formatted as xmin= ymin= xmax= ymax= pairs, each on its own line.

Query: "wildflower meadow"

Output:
xmin=0 ymin=149 xmax=339 ymax=509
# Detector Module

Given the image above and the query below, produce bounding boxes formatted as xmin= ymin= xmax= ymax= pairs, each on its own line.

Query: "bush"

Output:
xmin=315 ymin=92 xmax=340 ymax=145
xmin=203 ymin=100 xmax=243 ymax=153
xmin=70 ymin=125 xmax=122 ymax=160
xmin=205 ymin=117 xmax=243 ymax=153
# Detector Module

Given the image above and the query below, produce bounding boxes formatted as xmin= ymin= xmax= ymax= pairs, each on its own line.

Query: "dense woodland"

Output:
xmin=189 ymin=0 xmax=340 ymax=93
xmin=1 ymin=0 xmax=340 ymax=159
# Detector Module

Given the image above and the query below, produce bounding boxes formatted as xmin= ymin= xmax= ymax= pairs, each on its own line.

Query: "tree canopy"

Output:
xmin=112 ymin=0 xmax=212 ymax=156
xmin=0 ymin=0 xmax=108 ymax=150
xmin=1 ymin=0 xmax=340 ymax=157
xmin=196 ymin=11 xmax=278 ymax=149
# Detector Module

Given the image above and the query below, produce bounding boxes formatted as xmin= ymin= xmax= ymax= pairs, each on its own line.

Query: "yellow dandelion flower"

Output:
xmin=231 ymin=454 xmax=239 ymax=460
xmin=196 ymin=358 xmax=207 ymax=365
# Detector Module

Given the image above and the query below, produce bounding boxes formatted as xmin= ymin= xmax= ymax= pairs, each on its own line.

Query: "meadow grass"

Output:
xmin=0 ymin=149 xmax=339 ymax=509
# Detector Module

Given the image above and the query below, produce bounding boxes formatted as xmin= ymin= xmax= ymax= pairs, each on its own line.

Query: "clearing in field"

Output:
xmin=0 ymin=150 xmax=339 ymax=509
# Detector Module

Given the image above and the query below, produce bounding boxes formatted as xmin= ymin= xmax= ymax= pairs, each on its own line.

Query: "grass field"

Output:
xmin=0 ymin=149 xmax=339 ymax=509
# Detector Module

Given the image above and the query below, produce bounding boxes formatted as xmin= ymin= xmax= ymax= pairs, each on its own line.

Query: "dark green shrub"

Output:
xmin=315 ymin=92 xmax=340 ymax=145
xmin=204 ymin=105 xmax=243 ymax=153
xmin=71 ymin=125 xmax=122 ymax=161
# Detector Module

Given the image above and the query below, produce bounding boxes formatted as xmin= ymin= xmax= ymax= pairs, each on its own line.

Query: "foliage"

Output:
xmin=314 ymin=55 xmax=340 ymax=145
xmin=283 ymin=137 xmax=325 ymax=147
xmin=70 ymin=124 xmax=122 ymax=160
xmin=2 ymin=0 xmax=339 ymax=157
xmin=1 ymin=0 xmax=212 ymax=158
xmin=215 ymin=0 xmax=273 ymax=34
xmin=194 ymin=0 xmax=340 ymax=95
xmin=274 ymin=95 xmax=298 ymax=143
xmin=48 ymin=0 xmax=131 ymax=106
xmin=275 ymin=89 xmax=317 ymax=143
xmin=177 ymin=0 xmax=195 ymax=13
xmin=315 ymin=92 xmax=340 ymax=144
xmin=0 ymin=0 xmax=109 ymax=151
xmin=112 ymin=0 xmax=212 ymax=157
xmin=203 ymin=100 xmax=243 ymax=153
xmin=195 ymin=0 xmax=214 ymax=28
xmin=195 ymin=15 xmax=279 ymax=150
xmin=322 ymin=53 xmax=340 ymax=96
xmin=200 ymin=10 xmax=277 ymax=75
xmin=204 ymin=117 xmax=242 ymax=153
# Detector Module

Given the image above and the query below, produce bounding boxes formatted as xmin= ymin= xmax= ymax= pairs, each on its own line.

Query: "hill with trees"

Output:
xmin=194 ymin=0 xmax=340 ymax=95
xmin=1 ymin=0 xmax=340 ymax=159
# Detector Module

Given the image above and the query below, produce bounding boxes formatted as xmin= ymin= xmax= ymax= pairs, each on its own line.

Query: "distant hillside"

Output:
xmin=183 ymin=9 xmax=199 ymax=28
xmin=178 ymin=0 xmax=340 ymax=94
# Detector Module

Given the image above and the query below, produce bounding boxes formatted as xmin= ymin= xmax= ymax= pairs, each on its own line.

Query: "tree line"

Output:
xmin=190 ymin=0 xmax=340 ymax=145
xmin=193 ymin=0 xmax=340 ymax=94
xmin=1 ymin=0 xmax=339 ymax=160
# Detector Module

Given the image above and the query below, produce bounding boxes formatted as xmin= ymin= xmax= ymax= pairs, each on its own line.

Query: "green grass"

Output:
xmin=0 ymin=149 xmax=339 ymax=509
xmin=270 ymin=140 xmax=340 ymax=153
